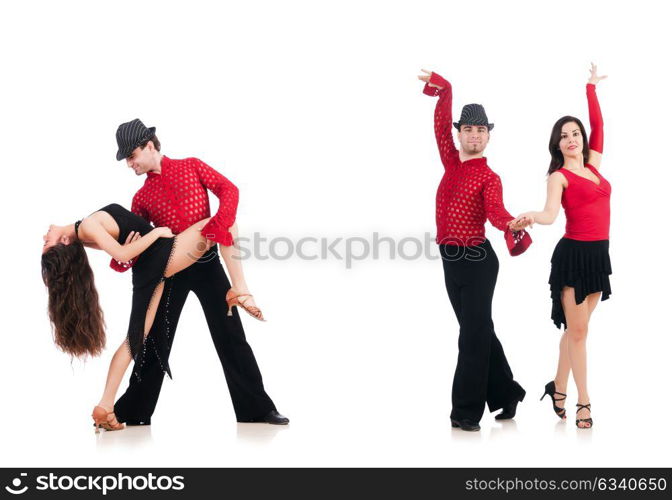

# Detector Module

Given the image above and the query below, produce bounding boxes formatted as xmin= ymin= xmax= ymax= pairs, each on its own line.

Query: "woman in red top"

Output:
xmin=511 ymin=64 xmax=611 ymax=429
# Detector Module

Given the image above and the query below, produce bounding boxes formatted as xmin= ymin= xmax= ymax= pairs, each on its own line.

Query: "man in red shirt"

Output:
xmin=111 ymin=119 xmax=287 ymax=425
xmin=419 ymin=70 xmax=529 ymax=431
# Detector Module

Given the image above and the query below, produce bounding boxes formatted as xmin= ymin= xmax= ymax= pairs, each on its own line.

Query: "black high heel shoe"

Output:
xmin=575 ymin=403 xmax=593 ymax=428
xmin=540 ymin=380 xmax=567 ymax=420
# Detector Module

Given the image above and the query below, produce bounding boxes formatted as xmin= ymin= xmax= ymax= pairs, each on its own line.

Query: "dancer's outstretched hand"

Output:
xmin=588 ymin=62 xmax=607 ymax=85
xmin=509 ymin=214 xmax=534 ymax=231
xmin=418 ymin=69 xmax=444 ymax=89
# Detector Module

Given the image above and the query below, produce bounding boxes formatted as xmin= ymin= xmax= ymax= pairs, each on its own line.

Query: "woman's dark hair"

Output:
xmin=547 ymin=116 xmax=589 ymax=175
xmin=41 ymin=241 xmax=106 ymax=358
xmin=140 ymin=134 xmax=161 ymax=152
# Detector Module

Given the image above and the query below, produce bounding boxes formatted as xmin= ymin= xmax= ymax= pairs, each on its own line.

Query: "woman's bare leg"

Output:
xmin=97 ymin=340 xmax=132 ymax=410
xmin=561 ymin=288 xmax=602 ymax=427
xmin=217 ymin=223 xmax=248 ymax=290
xmin=164 ymin=218 xmax=215 ymax=277
xmin=216 ymin=223 xmax=264 ymax=314
xmin=553 ymin=292 xmax=601 ymax=415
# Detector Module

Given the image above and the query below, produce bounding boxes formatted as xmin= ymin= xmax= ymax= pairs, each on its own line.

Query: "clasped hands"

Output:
xmin=508 ymin=213 xmax=535 ymax=232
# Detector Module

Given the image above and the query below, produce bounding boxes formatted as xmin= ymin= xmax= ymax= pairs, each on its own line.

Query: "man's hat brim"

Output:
xmin=453 ymin=122 xmax=494 ymax=131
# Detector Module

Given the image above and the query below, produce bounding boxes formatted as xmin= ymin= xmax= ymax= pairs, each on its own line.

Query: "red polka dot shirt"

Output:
xmin=110 ymin=155 xmax=238 ymax=272
xmin=423 ymin=72 xmax=531 ymax=255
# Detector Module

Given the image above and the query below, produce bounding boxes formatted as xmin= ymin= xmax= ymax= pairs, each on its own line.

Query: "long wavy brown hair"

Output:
xmin=41 ymin=241 xmax=106 ymax=358
xmin=547 ymin=116 xmax=590 ymax=175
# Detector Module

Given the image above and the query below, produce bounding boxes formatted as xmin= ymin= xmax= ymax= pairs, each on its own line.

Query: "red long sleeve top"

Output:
xmin=423 ymin=72 xmax=530 ymax=255
xmin=586 ymin=83 xmax=603 ymax=153
xmin=560 ymin=83 xmax=610 ymax=241
xmin=110 ymin=155 xmax=239 ymax=272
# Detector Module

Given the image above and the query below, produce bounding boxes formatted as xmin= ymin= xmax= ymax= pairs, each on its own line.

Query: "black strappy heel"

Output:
xmin=575 ymin=403 xmax=593 ymax=428
xmin=540 ymin=380 xmax=567 ymax=419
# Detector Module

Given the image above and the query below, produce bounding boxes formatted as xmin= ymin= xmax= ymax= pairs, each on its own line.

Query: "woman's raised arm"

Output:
xmin=587 ymin=62 xmax=607 ymax=169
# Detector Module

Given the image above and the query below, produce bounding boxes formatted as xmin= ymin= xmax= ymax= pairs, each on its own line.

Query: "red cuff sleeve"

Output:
xmin=200 ymin=219 xmax=235 ymax=246
xmin=109 ymin=257 xmax=135 ymax=272
xmin=587 ymin=83 xmax=603 ymax=153
xmin=423 ymin=72 xmax=450 ymax=96
xmin=423 ymin=83 xmax=439 ymax=96
xmin=505 ymin=228 xmax=532 ymax=256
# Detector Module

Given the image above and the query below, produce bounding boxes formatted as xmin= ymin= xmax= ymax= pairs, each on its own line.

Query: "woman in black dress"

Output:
xmin=41 ymin=203 xmax=217 ymax=431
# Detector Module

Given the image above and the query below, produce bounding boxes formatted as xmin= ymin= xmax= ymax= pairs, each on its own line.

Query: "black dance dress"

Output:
xmin=79 ymin=203 xmax=177 ymax=380
xmin=549 ymin=238 xmax=611 ymax=330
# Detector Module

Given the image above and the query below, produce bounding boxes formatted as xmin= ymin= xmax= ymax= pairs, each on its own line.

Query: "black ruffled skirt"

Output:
xmin=127 ymin=236 xmax=177 ymax=380
xmin=549 ymin=238 xmax=612 ymax=330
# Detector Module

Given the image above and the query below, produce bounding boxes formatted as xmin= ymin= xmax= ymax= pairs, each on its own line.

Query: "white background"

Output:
xmin=1 ymin=0 xmax=670 ymax=467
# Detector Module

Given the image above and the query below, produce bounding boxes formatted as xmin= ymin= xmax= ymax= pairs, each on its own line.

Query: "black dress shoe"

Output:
xmin=495 ymin=400 xmax=519 ymax=420
xmin=238 ymin=410 xmax=289 ymax=425
xmin=450 ymin=418 xmax=480 ymax=431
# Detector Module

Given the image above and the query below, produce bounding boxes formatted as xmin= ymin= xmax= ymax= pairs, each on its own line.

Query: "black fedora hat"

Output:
xmin=453 ymin=103 xmax=494 ymax=131
xmin=115 ymin=118 xmax=156 ymax=161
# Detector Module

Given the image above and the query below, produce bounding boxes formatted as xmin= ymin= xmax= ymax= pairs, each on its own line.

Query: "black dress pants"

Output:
xmin=440 ymin=239 xmax=525 ymax=422
xmin=114 ymin=247 xmax=276 ymax=422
